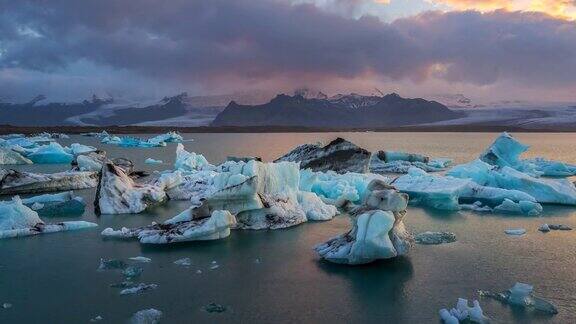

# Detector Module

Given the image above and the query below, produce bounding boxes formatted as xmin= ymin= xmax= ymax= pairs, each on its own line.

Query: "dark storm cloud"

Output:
xmin=1 ymin=0 xmax=576 ymax=94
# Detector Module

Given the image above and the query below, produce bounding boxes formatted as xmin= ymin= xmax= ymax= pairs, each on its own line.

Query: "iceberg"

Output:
xmin=393 ymin=167 xmax=541 ymax=214
xmin=439 ymin=298 xmax=489 ymax=324
xmin=120 ymin=283 xmax=158 ymax=295
xmin=174 ymin=143 xmax=213 ymax=171
xmin=314 ymin=180 xmax=412 ymax=265
xmin=162 ymin=170 xmax=217 ymax=202
xmin=448 ymin=159 xmax=576 ymax=205
xmin=148 ymin=131 xmax=183 ymax=145
xmin=21 ymin=191 xmax=86 ymax=217
xmin=480 ymin=132 xmax=576 ymax=177
xmin=0 ymin=169 xmax=99 ymax=195
xmin=198 ymin=160 xmax=307 ymax=230
xmin=130 ymin=308 xmax=163 ymax=324
xmin=95 ymin=163 xmax=166 ymax=214
xmin=101 ymin=209 xmax=236 ymax=244
xmin=415 ymin=231 xmax=456 ymax=245
xmin=75 ymin=152 xmax=107 ymax=172
xmin=297 ymin=191 xmax=338 ymax=221
xmin=101 ymin=132 xmax=181 ymax=148
xmin=0 ymin=147 xmax=32 ymax=165
xmin=275 ymin=138 xmax=371 ymax=173
xmin=68 ymin=143 xmax=97 ymax=156
xmin=0 ymin=197 xmax=97 ymax=239
xmin=479 ymin=282 xmax=558 ymax=315
xmin=27 ymin=142 xmax=74 ymax=164
xmin=504 ymin=228 xmax=526 ymax=235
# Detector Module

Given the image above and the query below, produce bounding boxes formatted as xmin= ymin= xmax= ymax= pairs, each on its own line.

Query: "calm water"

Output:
xmin=1 ymin=133 xmax=575 ymax=323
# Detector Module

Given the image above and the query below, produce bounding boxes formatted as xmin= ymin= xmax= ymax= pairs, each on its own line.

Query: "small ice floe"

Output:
xmin=89 ymin=315 xmax=103 ymax=322
xmin=98 ymin=258 xmax=128 ymax=271
xmin=439 ymin=298 xmax=489 ymax=324
xmin=2 ymin=302 xmax=12 ymax=309
xmin=415 ymin=231 xmax=456 ymax=245
xmin=110 ymin=281 xmax=134 ymax=288
xmin=144 ymin=158 xmax=163 ymax=165
xmin=120 ymin=283 xmax=158 ymax=295
xmin=210 ymin=264 xmax=220 ymax=270
xmin=539 ymin=224 xmax=572 ymax=232
xmin=504 ymin=228 xmax=526 ymax=236
xmin=479 ymin=282 xmax=558 ymax=315
xmin=174 ymin=258 xmax=192 ymax=266
xmin=196 ymin=270 xmax=202 ymax=274
xmin=0 ymin=169 xmax=98 ymax=195
xmin=203 ymin=303 xmax=227 ymax=313
xmin=129 ymin=256 xmax=152 ymax=263
xmin=130 ymin=308 xmax=163 ymax=324
xmin=254 ymin=258 xmax=261 ymax=264
xmin=122 ymin=266 xmax=143 ymax=278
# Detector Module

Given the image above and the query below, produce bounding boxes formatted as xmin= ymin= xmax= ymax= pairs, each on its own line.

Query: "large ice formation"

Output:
xmin=0 ymin=197 xmax=96 ymax=239
xmin=0 ymin=169 xmax=98 ymax=195
xmin=95 ymin=163 xmax=166 ymax=214
xmin=480 ymin=132 xmax=576 ymax=177
xmin=314 ymin=180 xmax=411 ymax=265
xmin=0 ymin=146 xmax=32 ymax=165
xmin=174 ymin=143 xmax=213 ymax=171
xmin=27 ymin=142 xmax=74 ymax=164
xmin=275 ymin=138 xmax=371 ymax=173
xmin=392 ymin=167 xmax=542 ymax=215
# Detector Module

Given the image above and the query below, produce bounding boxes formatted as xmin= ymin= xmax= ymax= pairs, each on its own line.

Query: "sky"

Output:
xmin=1 ymin=0 xmax=576 ymax=103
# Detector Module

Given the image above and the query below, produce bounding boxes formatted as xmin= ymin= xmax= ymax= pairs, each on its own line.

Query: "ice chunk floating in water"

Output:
xmin=315 ymin=180 xmax=412 ymax=265
xmin=21 ymin=191 xmax=86 ymax=217
xmin=130 ymin=308 xmax=163 ymax=324
xmin=439 ymin=298 xmax=489 ymax=324
xmin=0 ymin=169 xmax=98 ymax=195
xmin=0 ymin=197 xmax=96 ymax=239
xmin=479 ymin=282 xmax=558 ymax=315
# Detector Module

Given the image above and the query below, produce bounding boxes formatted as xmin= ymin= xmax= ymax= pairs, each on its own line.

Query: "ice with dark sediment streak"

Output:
xmin=480 ymin=132 xmax=576 ymax=177
xmin=0 ymin=146 xmax=32 ymax=165
xmin=101 ymin=209 xmax=236 ymax=244
xmin=95 ymin=163 xmax=166 ymax=214
xmin=392 ymin=167 xmax=542 ymax=215
xmin=0 ymin=197 xmax=97 ymax=239
xmin=314 ymin=180 xmax=412 ymax=265
xmin=120 ymin=283 xmax=158 ymax=295
xmin=21 ymin=191 xmax=86 ymax=217
xmin=448 ymin=159 xmax=576 ymax=205
xmin=275 ymin=138 xmax=371 ymax=174
xmin=479 ymin=282 xmax=558 ymax=315
xmin=0 ymin=169 xmax=98 ymax=195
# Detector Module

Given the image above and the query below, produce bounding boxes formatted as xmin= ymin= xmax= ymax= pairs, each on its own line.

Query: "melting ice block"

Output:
xmin=314 ymin=180 xmax=412 ymax=265
xmin=479 ymin=282 xmax=558 ymax=315
xmin=0 ymin=197 xmax=96 ymax=239
xmin=439 ymin=298 xmax=489 ymax=323
xmin=145 ymin=158 xmax=163 ymax=165
xmin=130 ymin=308 xmax=163 ymax=324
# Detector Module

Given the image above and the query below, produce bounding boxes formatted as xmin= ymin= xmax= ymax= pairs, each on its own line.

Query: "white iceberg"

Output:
xmin=174 ymin=143 xmax=212 ymax=171
xmin=0 ymin=197 xmax=96 ymax=239
xmin=439 ymin=298 xmax=489 ymax=324
xmin=370 ymin=150 xmax=452 ymax=174
xmin=68 ymin=143 xmax=97 ymax=156
xmin=148 ymin=131 xmax=183 ymax=145
xmin=130 ymin=308 xmax=163 ymax=324
xmin=95 ymin=163 xmax=166 ymax=214
xmin=504 ymin=228 xmax=526 ymax=235
xmin=76 ymin=153 xmax=106 ymax=171
xmin=297 ymin=191 xmax=338 ymax=221
xmin=120 ymin=283 xmax=158 ymax=295
xmin=0 ymin=169 xmax=98 ymax=195
xmin=314 ymin=180 xmax=411 ymax=265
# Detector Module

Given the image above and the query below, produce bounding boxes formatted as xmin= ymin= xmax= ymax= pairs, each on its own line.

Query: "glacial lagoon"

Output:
xmin=1 ymin=132 xmax=576 ymax=323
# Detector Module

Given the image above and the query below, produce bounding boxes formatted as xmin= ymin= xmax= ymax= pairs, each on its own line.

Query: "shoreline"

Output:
xmin=1 ymin=124 xmax=576 ymax=134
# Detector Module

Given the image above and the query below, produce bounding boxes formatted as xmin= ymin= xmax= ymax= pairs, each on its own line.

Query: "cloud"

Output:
xmin=0 ymin=0 xmax=576 ymax=100
xmin=430 ymin=0 xmax=576 ymax=19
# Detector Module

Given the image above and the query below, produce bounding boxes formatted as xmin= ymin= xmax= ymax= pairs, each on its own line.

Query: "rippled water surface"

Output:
xmin=1 ymin=132 xmax=575 ymax=323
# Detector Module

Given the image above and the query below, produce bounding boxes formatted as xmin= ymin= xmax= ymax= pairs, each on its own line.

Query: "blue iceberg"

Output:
xmin=27 ymin=142 xmax=74 ymax=164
